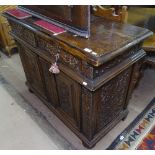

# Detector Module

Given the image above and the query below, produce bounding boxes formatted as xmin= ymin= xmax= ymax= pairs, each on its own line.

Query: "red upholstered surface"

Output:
xmin=6 ymin=8 xmax=32 ymax=19
xmin=34 ymin=20 xmax=65 ymax=34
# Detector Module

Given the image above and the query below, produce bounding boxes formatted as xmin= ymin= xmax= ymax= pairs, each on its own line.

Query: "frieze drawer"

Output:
xmin=9 ymin=21 xmax=37 ymax=47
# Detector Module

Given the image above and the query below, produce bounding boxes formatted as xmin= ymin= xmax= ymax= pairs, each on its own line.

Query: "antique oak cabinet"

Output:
xmin=4 ymin=6 xmax=152 ymax=148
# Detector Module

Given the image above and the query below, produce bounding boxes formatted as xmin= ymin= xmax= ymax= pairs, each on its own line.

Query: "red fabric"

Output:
xmin=6 ymin=8 xmax=32 ymax=19
xmin=34 ymin=20 xmax=65 ymax=34
xmin=137 ymin=125 xmax=155 ymax=150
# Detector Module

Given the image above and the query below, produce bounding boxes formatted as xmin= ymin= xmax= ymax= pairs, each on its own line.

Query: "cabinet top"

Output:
xmin=4 ymin=13 xmax=153 ymax=66
xmin=57 ymin=16 xmax=152 ymax=63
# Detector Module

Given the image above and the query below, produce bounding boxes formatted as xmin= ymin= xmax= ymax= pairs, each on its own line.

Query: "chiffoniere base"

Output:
xmin=4 ymin=11 xmax=152 ymax=148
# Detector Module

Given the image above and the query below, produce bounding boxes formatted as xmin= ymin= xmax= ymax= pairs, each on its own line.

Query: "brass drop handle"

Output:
xmin=49 ymin=53 xmax=60 ymax=74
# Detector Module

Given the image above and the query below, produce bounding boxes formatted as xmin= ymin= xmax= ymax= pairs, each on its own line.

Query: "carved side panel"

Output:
xmin=55 ymin=72 xmax=81 ymax=129
xmin=18 ymin=43 xmax=46 ymax=98
xmin=94 ymin=67 xmax=132 ymax=132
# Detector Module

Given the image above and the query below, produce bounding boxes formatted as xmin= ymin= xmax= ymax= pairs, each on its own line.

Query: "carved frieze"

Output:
xmin=94 ymin=48 xmax=138 ymax=78
xmin=37 ymin=37 xmax=58 ymax=57
xmin=9 ymin=21 xmax=36 ymax=47
xmin=60 ymin=48 xmax=81 ymax=72
xmin=9 ymin=21 xmax=141 ymax=83
xmin=81 ymin=61 xmax=94 ymax=79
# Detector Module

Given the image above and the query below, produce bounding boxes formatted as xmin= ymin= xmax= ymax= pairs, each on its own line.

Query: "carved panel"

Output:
xmin=9 ymin=21 xmax=36 ymax=47
xmin=37 ymin=33 xmax=141 ymax=81
xmin=37 ymin=36 xmax=82 ymax=72
xmin=37 ymin=35 xmax=93 ymax=79
xmin=18 ymin=43 xmax=46 ymax=98
xmin=94 ymin=67 xmax=132 ymax=132
xmin=55 ymin=72 xmax=81 ymax=129
xmin=81 ymin=61 xmax=94 ymax=79
xmin=37 ymin=36 xmax=58 ymax=57
xmin=60 ymin=48 xmax=81 ymax=72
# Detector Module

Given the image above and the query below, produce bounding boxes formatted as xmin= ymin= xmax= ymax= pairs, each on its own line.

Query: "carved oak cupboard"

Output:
xmin=4 ymin=6 xmax=152 ymax=148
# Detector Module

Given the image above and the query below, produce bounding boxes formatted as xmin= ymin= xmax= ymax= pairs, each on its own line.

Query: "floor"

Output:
xmin=0 ymin=52 xmax=155 ymax=150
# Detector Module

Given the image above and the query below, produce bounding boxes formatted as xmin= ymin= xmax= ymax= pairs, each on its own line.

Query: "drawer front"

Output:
xmin=37 ymin=36 xmax=81 ymax=70
xmin=94 ymin=67 xmax=132 ymax=132
xmin=37 ymin=36 xmax=58 ymax=57
xmin=9 ymin=21 xmax=36 ymax=47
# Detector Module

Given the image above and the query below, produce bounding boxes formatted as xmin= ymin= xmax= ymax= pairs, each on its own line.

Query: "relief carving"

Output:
xmin=37 ymin=37 xmax=58 ymax=57
xmin=96 ymin=68 xmax=132 ymax=132
xmin=60 ymin=49 xmax=81 ymax=72
xmin=9 ymin=21 xmax=36 ymax=47
xmin=94 ymin=48 xmax=138 ymax=78
xmin=81 ymin=61 xmax=94 ymax=79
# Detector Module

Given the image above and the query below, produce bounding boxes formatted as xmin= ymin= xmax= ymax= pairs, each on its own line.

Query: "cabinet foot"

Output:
xmin=122 ymin=114 xmax=128 ymax=121
xmin=28 ymin=88 xmax=34 ymax=93
xmin=82 ymin=141 xmax=96 ymax=149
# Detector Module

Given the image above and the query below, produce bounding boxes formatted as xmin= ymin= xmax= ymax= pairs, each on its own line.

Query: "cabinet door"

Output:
xmin=18 ymin=43 xmax=46 ymax=98
xmin=55 ymin=72 xmax=81 ymax=129
xmin=39 ymin=58 xmax=59 ymax=107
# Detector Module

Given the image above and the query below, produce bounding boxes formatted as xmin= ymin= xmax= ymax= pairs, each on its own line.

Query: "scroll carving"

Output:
xmin=60 ymin=49 xmax=81 ymax=72
xmin=94 ymin=48 xmax=138 ymax=78
xmin=10 ymin=21 xmax=36 ymax=47
xmin=10 ymin=21 xmax=141 ymax=83
xmin=96 ymin=68 xmax=132 ymax=132
xmin=37 ymin=37 xmax=58 ymax=57
xmin=81 ymin=61 xmax=94 ymax=79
